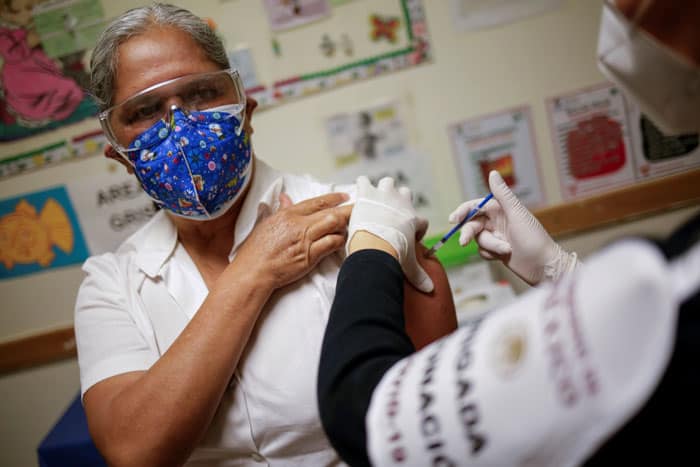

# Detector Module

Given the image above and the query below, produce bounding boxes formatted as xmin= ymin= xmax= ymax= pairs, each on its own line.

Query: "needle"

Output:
xmin=425 ymin=193 xmax=494 ymax=257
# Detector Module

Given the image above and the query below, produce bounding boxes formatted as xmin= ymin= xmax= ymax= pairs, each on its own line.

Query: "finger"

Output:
xmin=333 ymin=203 xmax=353 ymax=224
xmin=489 ymin=170 xmax=522 ymax=217
xmin=308 ymin=233 xmax=346 ymax=263
xmin=291 ymin=192 xmax=350 ymax=215
xmin=398 ymin=185 xmax=412 ymax=203
xmin=307 ymin=209 xmax=349 ymax=241
xmin=415 ymin=217 xmax=429 ymax=241
xmin=476 ymin=229 xmax=512 ymax=255
xmin=478 ymin=248 xmax=497 ymax=260
xmin=377 ymin=177 xmax=395 ymax=192
xmin=448 ymin=200 xmax=479 ymax=223
xmin=356 ymin=176 xmax=372 ymax=194
xmin=407 ymin=263 xmax=434 ymax=293
xmin=278 ymin=192 xmax=293 ymax=209
xmin=458 ymin=219 xmax=485 ymax=246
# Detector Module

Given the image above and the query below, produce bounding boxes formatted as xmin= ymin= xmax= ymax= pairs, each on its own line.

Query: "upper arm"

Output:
xmin=75 ymin=254 xmax=156 ymax=397
xmin=403 ymin=243 xmax=458 ymax=350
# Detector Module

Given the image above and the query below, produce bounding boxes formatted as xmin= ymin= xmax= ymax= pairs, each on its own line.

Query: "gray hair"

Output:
xmin=90 ymin=3 xmax=229 ymax=110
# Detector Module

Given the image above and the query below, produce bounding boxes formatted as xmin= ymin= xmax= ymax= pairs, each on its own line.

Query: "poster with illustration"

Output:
xmin=0 ymin=0 xmax=103 ymax=142
xmin=626 ymin=101 xmax=700 ymax=181
xmin=325 ymin=99 xmax=436 ymax=223
xmin=0 ymin=186 xmax=89 ymax=279
xmin=546 ymin=83 xmax=636 ymax=200
xmin=263 ymin=0 xmax=331 ymax=31
xmin=325 ymin=99 xmax=409 ymax=167
xmin=448 ymin=106 xmax=545 ymax=208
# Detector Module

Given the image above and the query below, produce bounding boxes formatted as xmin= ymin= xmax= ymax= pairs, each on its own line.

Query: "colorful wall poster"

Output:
xmin=546 ymin=83 xmax=636 ymax=201
xmin=263 ymin=0 xmax=331 ymax=31
xmin=325 ymin=99 xmax=409 ymax=167
xmin=325 ymin=99 xmax=436 ymax=223
xmin=0 ymin=0 xmax=99 ymax=141
xmin=66 ymin=169 xmax=157 ymax=256
xmin=0 ymin=129 xmax=107 ymax=180
xmin=32 ymin=0 xmax=105 ymax=58
xmin=448 ymin=106 xmax=545 ymax=208
xmin=0 ymin=141 xmax=72 ymax=179
xmin=0 ymin=186 xmax=89 ymax=279
xmin=626 ymin=101 xmax=700 ymax=181
xmin=449 ymin=0 xmax=564 ymax=32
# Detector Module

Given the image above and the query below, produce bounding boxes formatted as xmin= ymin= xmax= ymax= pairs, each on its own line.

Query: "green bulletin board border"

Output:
xmin=249 ymin=0 xmax=431 ymax=107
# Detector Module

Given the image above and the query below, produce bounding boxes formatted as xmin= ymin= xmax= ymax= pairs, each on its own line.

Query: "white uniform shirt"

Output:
xmin=75 ymin=159 xmax=351 ymax=466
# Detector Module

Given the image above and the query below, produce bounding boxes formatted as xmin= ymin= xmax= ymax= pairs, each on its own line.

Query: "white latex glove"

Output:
xmin=449 ymin=170 xmax=579 ymax=285
xmin=347 ymin=176 xmax=433 ymax=293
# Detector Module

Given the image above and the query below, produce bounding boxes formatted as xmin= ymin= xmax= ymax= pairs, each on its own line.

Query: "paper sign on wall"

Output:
xmin=449 ymin=0 xmax=564 ymax=32
xmin=66 ymin=170 xmax=157 ymax=256
xmin=448 ymin=106 xmax=545 ymax=208
xmin=546 ymin=83 xmax=637 ymax=200
xmin=0 ymin=186 xmax=89 ymax=279
xmin=626 ymin=101 xmax=700 ymax=180
xmin=325 ymin=99 xmax=436 ymax=223
xmin=263 ymin=0 xmax=331 ymax=31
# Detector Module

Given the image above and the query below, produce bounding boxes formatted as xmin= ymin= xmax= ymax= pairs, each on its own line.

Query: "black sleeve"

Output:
xmin=317 ymin=250 xmax=416 ymax=467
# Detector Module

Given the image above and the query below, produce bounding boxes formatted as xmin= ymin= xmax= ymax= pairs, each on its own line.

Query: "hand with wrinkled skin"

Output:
xmin=83 ymin=190 xmax=353 ymax=467
xmin=234 ymin=191 xmax=353 ymax=292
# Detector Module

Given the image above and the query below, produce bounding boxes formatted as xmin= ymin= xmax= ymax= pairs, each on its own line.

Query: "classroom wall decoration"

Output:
xmin=546 ymin=83 xmax=637 ymax=201
xmin=0 ymin=0 xmax=104 ymax=142
xmin=324 ymin=98 xmax=436 ymax=223
xmin=231 ymin=0 xmax=431 ymax=108
xmin=626 ymin=100 xmax=700 ymax=181
xmin=263 ymin=0 xmax=331 ymax=31
xmin=0 ymin=186 xmax=89 ymax=279
xmin=0 ymin=129 xmax=106 ymax=179
xmin=448 ymin=106 xmax=545 ymax=208
xmin=66 ymin=169 xmax=156 ymax=256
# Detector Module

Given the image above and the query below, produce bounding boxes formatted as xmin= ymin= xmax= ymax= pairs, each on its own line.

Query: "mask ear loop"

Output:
xmin=235 ymin=102 xmax=246 ymax=137
xmin=232 ymin=70 xmax=247 ymax=137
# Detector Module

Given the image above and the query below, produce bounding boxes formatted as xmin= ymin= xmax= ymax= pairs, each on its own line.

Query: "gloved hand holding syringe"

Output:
xmin=431 ymin=170 xmax=580 ymax=286
xmin=424 ymin=192 xmax=493 ymax=257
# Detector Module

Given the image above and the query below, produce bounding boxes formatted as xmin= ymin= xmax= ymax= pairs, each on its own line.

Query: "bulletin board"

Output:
xmin=215 ymin=0 xmax=431 ymax=108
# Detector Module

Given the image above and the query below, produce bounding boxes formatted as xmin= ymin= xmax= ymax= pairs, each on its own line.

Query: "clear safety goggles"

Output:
xmin=99 ymin=69 xmax=246 ymax=154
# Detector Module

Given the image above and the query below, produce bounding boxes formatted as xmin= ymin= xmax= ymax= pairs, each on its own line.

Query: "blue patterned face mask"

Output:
xmin=126 ymin=105 xmax=252 ymax=220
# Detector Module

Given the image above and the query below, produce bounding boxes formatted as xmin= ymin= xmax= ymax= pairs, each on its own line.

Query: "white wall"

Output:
xmin=1 ymin=1 xmax=697 ymax=465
